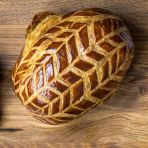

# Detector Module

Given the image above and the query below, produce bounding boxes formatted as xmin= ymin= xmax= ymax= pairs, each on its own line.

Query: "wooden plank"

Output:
xmin=0 ymin=0 xmax=148 ymax=147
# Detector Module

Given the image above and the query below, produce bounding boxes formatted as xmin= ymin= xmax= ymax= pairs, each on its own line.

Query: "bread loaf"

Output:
xmin=12 ymin=8 xmax=134 ymax=125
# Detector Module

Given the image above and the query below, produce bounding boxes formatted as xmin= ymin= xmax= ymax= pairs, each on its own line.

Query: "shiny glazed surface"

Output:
xmin=12 ymin=8 xmax=134 ymax=125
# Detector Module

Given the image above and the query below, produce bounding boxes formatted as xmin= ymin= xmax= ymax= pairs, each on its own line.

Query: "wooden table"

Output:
xmin=0 ymin=0 xmax=148 ymax=147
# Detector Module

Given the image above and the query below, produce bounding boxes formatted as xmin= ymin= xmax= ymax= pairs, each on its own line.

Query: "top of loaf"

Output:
xmin=12 ymin=8 xmax=134 ymax=125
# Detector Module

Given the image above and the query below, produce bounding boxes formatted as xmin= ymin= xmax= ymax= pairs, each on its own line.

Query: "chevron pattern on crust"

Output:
xmin=12 ymin=8 xmax=134 ymax=125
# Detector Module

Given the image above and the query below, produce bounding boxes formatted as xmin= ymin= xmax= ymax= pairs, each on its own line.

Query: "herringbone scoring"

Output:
xmin=12 ymin=8 xmax=134 ymax=125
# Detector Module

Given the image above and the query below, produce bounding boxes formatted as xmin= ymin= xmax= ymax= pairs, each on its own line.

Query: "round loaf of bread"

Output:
xmin=12 ymin=8 xmax=134 ymax=125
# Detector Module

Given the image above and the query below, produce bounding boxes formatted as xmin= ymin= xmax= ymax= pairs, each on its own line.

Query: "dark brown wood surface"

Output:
xmin=0 ymin=0 xmax=148 ymax=147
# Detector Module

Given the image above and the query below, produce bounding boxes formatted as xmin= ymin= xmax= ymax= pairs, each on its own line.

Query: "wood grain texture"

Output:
xmin=0 ymin=0 xmax=148 ymax=147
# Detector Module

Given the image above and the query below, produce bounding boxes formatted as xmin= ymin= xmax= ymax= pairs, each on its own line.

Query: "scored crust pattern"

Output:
xmin=12 ymin=8 xmax=134 ymax=125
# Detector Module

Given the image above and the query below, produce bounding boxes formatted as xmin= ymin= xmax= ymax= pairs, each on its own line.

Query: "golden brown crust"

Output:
xmin=12 ymin=8 xmax=134 ymax=125
xmin=62 ymin=8 xmax=113 ymax=19
xmin=26 ymin=11 xmax=54 ymax=38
